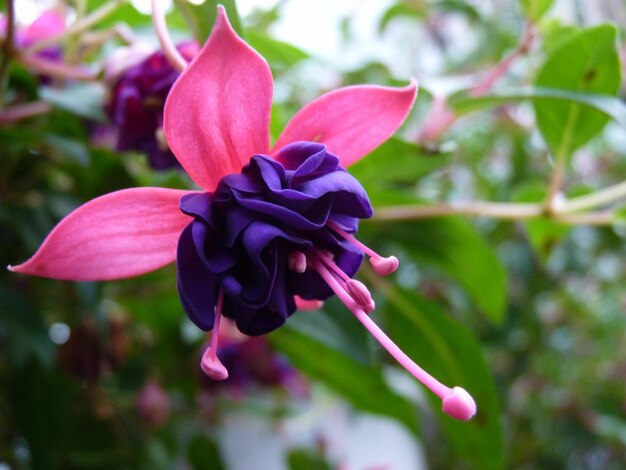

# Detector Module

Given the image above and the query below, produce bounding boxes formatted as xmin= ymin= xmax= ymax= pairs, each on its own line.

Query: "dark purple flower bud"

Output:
xmin=177 ymin=141 xmax=373 ymax=336
xmin=105 ymin=42 xmax=198 ymax=169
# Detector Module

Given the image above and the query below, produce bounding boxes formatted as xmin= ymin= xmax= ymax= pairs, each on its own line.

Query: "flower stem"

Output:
xmin=17 ymin=54 xmax=97 ymax=81
xmin=0 ymin=100 xmax=51 ymax=124
xmin=151 ymin=0 xmax=187 ymax=72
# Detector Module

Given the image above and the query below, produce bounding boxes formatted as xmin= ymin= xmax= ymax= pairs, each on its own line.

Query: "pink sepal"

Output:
xmin=164 ymin=6 xmax=273 ymax=191
xmin=273 ymin=81 xmax=418 ymax=167
xmin=9 ymin=188 xmax=192 ymax=280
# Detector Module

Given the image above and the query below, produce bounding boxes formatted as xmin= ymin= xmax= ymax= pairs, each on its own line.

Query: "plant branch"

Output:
xmin=371 ymin=201 xmax=543 ymax=221
xmin=0 ymin=100 xmax=51 ymax=124
xmin=418 ymin=24 xmax=535 ymax=142
xmin=151 ymin=0 xmax=187 ymax=72
xmin=561 ymin=180 xmax=626 ymax=213
xmin=17 ymin=54 xmax=97 ymax=81
xmin=370 ymin=200 xmax=616 ymax=226
xmin=23 ymin=0 xmax=128 ymax=55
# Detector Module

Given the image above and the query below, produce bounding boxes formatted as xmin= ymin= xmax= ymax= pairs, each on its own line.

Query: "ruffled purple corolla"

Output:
xmin=178 ymin=142 xmax=371 ymax=336
xmin=105 ymin=42 xmax=198 ymax=169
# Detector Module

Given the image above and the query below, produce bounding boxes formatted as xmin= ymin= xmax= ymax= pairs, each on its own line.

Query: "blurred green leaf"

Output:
xmin=379 ymin=3 xmax=425 ymax=32
xmin=512 ymin=181 xmax=570 ymax=260
xmin=188 ymin=435 xmax=225 ymax=470
xmin=540 ymin=21 xmax=581 ymax=53
xmin=270 ymin=324 xmax=420 ymax=436
xmin=247 ymin=31 xmax=309 ymax=69
xmin=287 ymin=448 xmax=332 ymax=470
xmin=534 ymin=24 xmax=621 ymax=159
xmin=350 ymin=137 xmax=450 ymax=188
xmin=40 ymin=83 xmax=107 ymax=122
xmin=176 ymin=0 xmax=244 ymax=43
xmin=368 ymin=215 xmax=507 ymax=324
xmin=0 ymin=286 xmax=54 ymax=367
xmin=449 ymin=87 xmax=626 ymax=129
xmin=519 ymin=0 xmax=555 ymax=22
xmin=382 ymin=287 xmax=503 ymax=470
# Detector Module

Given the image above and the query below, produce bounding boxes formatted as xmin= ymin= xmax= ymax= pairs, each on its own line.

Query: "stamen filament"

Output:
xmin=327 ymin=221 xmax=379 ymax=259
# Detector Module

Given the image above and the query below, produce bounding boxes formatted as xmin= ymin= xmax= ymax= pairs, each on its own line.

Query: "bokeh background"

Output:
xmin=1 ymin=0 xmax=626 ymax=468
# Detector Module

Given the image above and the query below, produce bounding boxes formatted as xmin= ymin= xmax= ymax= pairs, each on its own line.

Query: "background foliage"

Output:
xmin=1 ymin=0 xmax=626 ymax=468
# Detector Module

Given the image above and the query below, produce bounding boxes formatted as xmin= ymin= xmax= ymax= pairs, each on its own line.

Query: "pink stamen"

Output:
xmin=317 ymin=250 xmax=375 ymax=313
xmin=288 ymin=250 xmax=307 ymax=273
xmin=201 ymin=289 xmax=229 ymax=380
xmin=345 ymin=279 xmax=375 ymax=313
xmin=312 ymin=258 xmax=476 ymax=421
xmin=369 ymin=256 xmax=399 ymax=276
xmin=326 ymin=220 xmax=399 ymax=276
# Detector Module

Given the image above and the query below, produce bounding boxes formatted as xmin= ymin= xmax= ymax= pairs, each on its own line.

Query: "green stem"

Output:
xmin=544 ymin=85 xmax=581 ymax=212
xmin=561 ymin=180 xmax=626 ymax=213
xmin=371 ymin=201 xmax=543 ymax=221
xmin=369 ymin=201 xmax=615 ymax=226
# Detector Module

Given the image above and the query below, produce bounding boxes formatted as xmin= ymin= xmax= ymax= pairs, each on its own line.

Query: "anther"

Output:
xmin=201 ymin=346 xmax=228 ymax=380
xmin=442 ymin=387 xmax=477 ymax=421
xmin=326 ymin=221 xmax=399 ymax=276
xmin=288 ymin=251 xmax=307 ymax=273
xmin=200 ymin=289 xmax=229 ymax=381
xmin=345 ymin=279 xmax=375 ymax=313
xmin=369 ymin=255 xmax=399 ymax=276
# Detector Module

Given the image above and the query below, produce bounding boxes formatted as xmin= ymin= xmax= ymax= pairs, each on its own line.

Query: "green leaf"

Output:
xmin=382 ymin=287 xmax=503 ymax=470
xmin=534 ymin=25 xmax=621 ymax=159
xmin=0 ymin=286 xmax=54 ymax=367
xmin=40 ymin=83 xmax=107 ymax=122
xmin=246 ymin=31 xmax=309 ymax=69
xmin=175 ymin=0 xmax=244 ymax=43
xmin=379 ymin=3 xmax=425 ymax=32
xmin=367 ymin=216 xmax=507 ymax=324
xmin=349 ymin=137 xmax=450 ymax=188
xmin=519 ymin=0 xmax=555 ymax=22
xmin=287 ymin=448 xmax=332 ymax=470
xmin=448 ymin=87 xmax=626 ymax=129
xmin=269 ymin=324 xmax=420 ymax=436
xmin=188 ymin=435 xmax=225 ymax=470
xmin=511 ymin=181 xmax=570 ymax=260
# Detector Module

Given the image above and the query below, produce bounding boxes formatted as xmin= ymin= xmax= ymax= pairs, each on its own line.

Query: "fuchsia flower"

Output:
xmin=105 ymin=42 xmax=200 ymax=169
xmin=10 ymin=7 xmax=476 ymax=420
